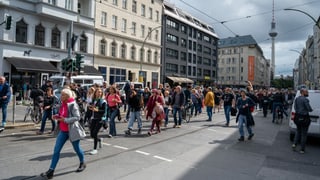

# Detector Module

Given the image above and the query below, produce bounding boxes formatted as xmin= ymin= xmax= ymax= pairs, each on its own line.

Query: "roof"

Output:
xmin=218 ymin=35 xmax=257 ymax=48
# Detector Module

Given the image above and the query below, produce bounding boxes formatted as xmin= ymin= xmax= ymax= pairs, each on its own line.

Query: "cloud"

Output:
xmin=168 ymin=0 xmax=320 ymax=75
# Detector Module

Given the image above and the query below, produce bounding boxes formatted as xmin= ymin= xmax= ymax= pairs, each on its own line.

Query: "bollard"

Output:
xmin=12 ymin=94 xmax=16 ymax=124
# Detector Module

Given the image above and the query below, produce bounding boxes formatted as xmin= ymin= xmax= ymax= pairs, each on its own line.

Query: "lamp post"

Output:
xmin=284 ymin=8 xmax=320 ymax=29
xmin=139 ymin=25 xmax=162 ymax=83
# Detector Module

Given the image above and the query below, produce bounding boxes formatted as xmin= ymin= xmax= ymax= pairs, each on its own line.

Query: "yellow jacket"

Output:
xmin=204 ymin=91 xmax=215 ymax=107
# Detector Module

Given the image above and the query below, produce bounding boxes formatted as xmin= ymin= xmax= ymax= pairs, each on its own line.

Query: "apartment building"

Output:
xmin=218 ymin=35 xmax=270 ymax=88
xmin=0 ymin=0 xmax=96 ymax=89
xmin=94 ymin=0 xmax=163 ymax=88
xmin=161 ymin=2 xmax=219 ymax=87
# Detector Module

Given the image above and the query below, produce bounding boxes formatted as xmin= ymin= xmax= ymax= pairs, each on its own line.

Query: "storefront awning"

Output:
xmin=5 ymin=57 xmax=59 ymax=73
xmin=84 ymin=65 xmax=101 ymax=75
xmin=166 ymin=76 xmax=194 ymax=84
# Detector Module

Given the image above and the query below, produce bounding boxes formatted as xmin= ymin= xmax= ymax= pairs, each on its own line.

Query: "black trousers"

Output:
xmin=90 ymin=118 xmax=102 ymax=150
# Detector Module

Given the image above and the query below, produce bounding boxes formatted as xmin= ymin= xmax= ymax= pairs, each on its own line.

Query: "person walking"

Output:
xmin=236 ymin=89 xmax=255 ymax=141
xmin=40 ymin=88 xmax=86 ymax=179
xmin=88 ymin=87 xmax=106 ymax=155
xmin=37 ymin=87 xmax=59 ymax=135
xmin=105 ymin=85 xmax=122 ymax=137
xmin=145 ymin=89 xmax=164 ymax=121
xmin=171 ymin=86 xmax=185 ymax=128
xmin=221 ymin=87 xmax=235 ymax=126
xmin=292 ymin=88 xmax=313 ymax=154
xmin=163 ymin=90 xmax=172 ymax=127
xmin=204 ymin=87 xmax=215 ymax=122
xmin=125 ymin=89 xmax=143 ymax=135
xmin=0 ymin=76 xmax=11 ymax=128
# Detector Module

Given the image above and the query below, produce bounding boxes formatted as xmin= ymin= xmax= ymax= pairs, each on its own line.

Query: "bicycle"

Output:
xmin=182 ymin=102 xmax=193 ymax=123
xmin=23 ymin=101 xmax=43 ymax=124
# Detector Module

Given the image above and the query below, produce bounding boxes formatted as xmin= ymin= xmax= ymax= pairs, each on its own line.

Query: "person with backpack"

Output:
xmin=125 ymin=89 xmax=143 ymax=135
xmin=88 ymin=87 xmax=106 ymax=155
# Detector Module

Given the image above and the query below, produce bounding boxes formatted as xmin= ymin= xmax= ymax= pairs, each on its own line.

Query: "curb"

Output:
xmin=4 ymin=122 xmax=35 ymax=129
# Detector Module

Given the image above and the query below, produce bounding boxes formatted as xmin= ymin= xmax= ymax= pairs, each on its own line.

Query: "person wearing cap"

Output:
xmin=236 ymin=89 xmax=255 ymax=141
xmin=204 ymin=87 xmax=215 ymax=122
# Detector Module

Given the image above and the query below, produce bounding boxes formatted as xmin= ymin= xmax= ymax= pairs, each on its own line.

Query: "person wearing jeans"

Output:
xmin=204 ymin=87 xmax=214 ymax=122
xmin=171 ymin=86 xmax=185 ymax=128
xmin=125 ymin=89 xmax=143 ymax=135
xmin=105 ymin=86 xmax=122 ymax=137
xmin=0 ymin=76 xmax=11 ymax=127
xmin=221 ymin=88 xmax=235 ymax=126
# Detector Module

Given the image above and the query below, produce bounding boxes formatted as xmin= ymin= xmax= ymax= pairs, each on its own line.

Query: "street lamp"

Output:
xmin=284 ymin=8 xmax=320 ymax=29
xmin=139 ymin=25 xmax=162 ymax=83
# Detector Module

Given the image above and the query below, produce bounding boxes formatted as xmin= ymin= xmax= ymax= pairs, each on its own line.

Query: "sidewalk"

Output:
xmin=3 ymin=101 xmax=35 ymax=129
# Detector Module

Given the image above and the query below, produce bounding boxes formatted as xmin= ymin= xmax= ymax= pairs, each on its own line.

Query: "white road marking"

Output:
xmin=113 ymin=145 xmax=129 ymax=150
xmin=153 ymin=155 xmax=172 ymax=162
xmin=135 ymin=150 xmax=150 ymax=155
xmin=102 ymin=142 xmax=111 ymax=146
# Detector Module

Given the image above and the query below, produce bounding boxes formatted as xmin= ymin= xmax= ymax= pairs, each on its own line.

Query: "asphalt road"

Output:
xmin=1 ymin=108 xmax=320 ymax=180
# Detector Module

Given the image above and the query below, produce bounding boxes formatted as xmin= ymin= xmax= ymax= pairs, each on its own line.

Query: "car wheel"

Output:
xmin=289 ymin=133 xmax=295 ymax=141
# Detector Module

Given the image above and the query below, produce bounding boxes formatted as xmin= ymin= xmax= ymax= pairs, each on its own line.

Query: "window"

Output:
xmin=203 ymin=69 xmax=211 ymax=77
xmin=180 ymin=52 xmax=186 ymax=61
xmin=122 ymin=0 xmax=127 ymax=9
xmin=140 ymin=48 xmax=145 ymax=61
xmin=51 ymin=26 xmax=60 ymax=48
xmin=35 ymin=24 xmax=45 ymax=46
xmin=166 ymin=19 xmax=179 ymax=30
xmin=121 ymin=18 xmax=127 ymax=32
xmin=197 ymin=44 xmax=202 ymax=52
xmin=113 ymin=0 xmax=118 ymax=5
xmin=130 ymin=46 xmax=136 ymax=60
xmin=166 ymin=33 xmax=178 ymax=44
xmin=193 ymin=41 xmax=196 ymax=51
xmin=149 ymin=7 xmax=153 ymax=19
xmin=154 ymin=51 xmax=158 ymax=64
xmin=48 ymin=0 xmax=56 ymax=5
xmin=147 ymin=49 xmax=151 ymax=62
xmin=197 ymin=68 xmax=202 ymax=76
xmin=188 ymin=53 xmax=192 ymax=63
xmin=131 ymin=22 xmax=136 ymax=35
xmin=79 ymin=33 xmax=87 ymax=53
xmin=193 ymin=67 xmax=196 ymax=76
xmin=203 ymin=57 xmax=211 ymax=66
xmin=188 ymin=66 xmax=191 ymax=76
xmin=132 ymin=0 xmax=137 ymax=13
xmin=101 ymin=12 xmax=107 ymax=26
xmin=77 ymin=2 xmax=81 ymax=14
xmin=180 ymin=65 xmax=186 ymax=74
xmin=100 ymin=39 xmax=106 ymax=55
xmin=165 ymin=63 xmax=178 ymax=73
xmin=203 ymin=35 xmax=211 ymax=43
xmin=181 ymin=38 xmax=186 ymax=48
xmin=141 ymin=25 xmax=145 ymax=37
xmin=155 ymin=11 xmax=159 ymax=22
xmin=203 ymin=46 xmax=211 ymax=54
xmin=188 ymin=40 xmax=192 ymax=50
xmin=110 ymin=68 xmax=126 ymax=84
xmin=166 ymin=48 xmax=178 ymax=59
xmin=65 ymin=0 xmax=72 ymax=10
xmin=181 ymin=25 xmax=186 ymax=33
xmin=148 ymin=27 xmax=152 ymax=40
xmin=155 ymin=30 xmax=159 ymax=41
xmin=121 ymin=44 xmax=126 ymax=59
xmin=16 ymin=19 xmax=28 ymax=43
xmin=112 ymin=15 xmax=117 ymax=29
xmin=141 ymin=4 xmax=145 ymax=16
xmin=197 ymin=32 xmax=202 ymax=40
xmin=111 ymin=41 xmax=117 ymax=57
xmin=197 ymin=56 xmax=202 ymax=64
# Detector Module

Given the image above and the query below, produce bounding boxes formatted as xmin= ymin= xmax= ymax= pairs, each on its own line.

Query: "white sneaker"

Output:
xmin=89 ymin=149 xmax=98 ymax=155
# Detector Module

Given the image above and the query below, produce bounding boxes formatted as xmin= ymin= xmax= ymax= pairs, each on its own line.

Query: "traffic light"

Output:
xmin=71 ymin=59 xmax=78 ymax=72
xmin=5 ymin=16 xmax=12 ymax=30
xmin=75 ymin=53 xmax=85 ymax=74
xmin=61 ymin=58 xmax=68 ymax=71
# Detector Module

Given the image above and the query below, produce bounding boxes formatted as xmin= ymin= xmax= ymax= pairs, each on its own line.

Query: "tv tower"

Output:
xmin=269 ymin=0 xmax=277 ymax=80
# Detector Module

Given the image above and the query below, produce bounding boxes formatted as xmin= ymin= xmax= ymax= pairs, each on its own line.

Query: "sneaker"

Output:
xmin=224 ymin=123 xmax=229 ymax=127
xmin=89 ymin=149 xmax=98 ymax=155
xmin=0 ymin=127 xmax=4 ymax=133
xmin=40 ymin=169 xmax=54 ymax=179
xmin=176 ymin=125 xmax=181 ymax=128
xmin=107 ymin=134 xmax=113 ymax=138
xmin=299 ymin=150 xmax=305 ymax=154
xmin=292 ymin=144 xmax=296 ymax=151
xmin=36 ymin=131 xmax=44 ymax=135
xmin=125 ymin=129 xmax=131 ymax=135
xmin=238 ymin=136 xmax=245 ymax=141
xmin=248 ymin=133 xmax=254 ymax=140
xmin=147 ymin=131 xmax=152 ymax=136
xmin=173 ymin=125 xmax=177 ymax=128
xmin=99 ymin=138 xmax=103 ymax=149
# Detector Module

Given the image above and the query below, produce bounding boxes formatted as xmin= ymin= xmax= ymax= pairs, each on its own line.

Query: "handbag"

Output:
xmin=231 ymin=107 xmax=237 ymax=116
xmin=293 ymin=114 xmax=310 ymax=127
xmin=69 ymin=120 xmax=86 ymax=141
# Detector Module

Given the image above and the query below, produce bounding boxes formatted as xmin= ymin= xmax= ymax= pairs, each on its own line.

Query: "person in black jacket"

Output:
xmin=271 ymin=89 xmax=288 ymax=123
xmin=125 ymin=89 xmax=143 ymax=135
xmin=171 ymin=86 xmax=185 ymax=128
xmin=0 ymin=76 xmax=11 ymax=127
xmin=88 ymin=88 xmax=106 ymax=155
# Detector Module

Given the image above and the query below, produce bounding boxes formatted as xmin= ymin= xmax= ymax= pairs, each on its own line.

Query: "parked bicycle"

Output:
xmin=182 ymin=101 xmax=193 ymax=123
xmin=23 ymin=101 xmax=43 ymax=124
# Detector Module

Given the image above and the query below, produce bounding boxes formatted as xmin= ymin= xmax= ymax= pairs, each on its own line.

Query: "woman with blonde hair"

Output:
xmin=40 ymin=88 xmax=86 ymax=179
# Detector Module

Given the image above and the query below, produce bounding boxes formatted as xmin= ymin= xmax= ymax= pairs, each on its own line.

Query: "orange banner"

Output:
xmin=248 ymin=56 xmax=255 ymax=81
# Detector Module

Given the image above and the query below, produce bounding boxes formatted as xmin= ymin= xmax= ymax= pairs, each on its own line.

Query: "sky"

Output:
xmin=167 ymin=0 xmax=320 ymax=76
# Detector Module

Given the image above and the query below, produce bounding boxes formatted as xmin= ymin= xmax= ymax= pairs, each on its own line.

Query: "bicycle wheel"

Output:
xmin=186 ymin=111 xmax=191 ymax=123
xmin=23 ymin=108 xmax=30 ymax=122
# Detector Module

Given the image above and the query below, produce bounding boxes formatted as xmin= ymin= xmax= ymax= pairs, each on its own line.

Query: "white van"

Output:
xmin=289 ymin=90 xmax=320 ymax=140
xmin=50 ymin=75 xmax=104 ymax=88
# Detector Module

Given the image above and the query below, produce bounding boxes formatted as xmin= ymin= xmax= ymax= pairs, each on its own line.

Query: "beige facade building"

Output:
xmin=218 ymin=35 xmax=270 ymax=88
xmin=94 ymin=0 xmax=163 ymax=88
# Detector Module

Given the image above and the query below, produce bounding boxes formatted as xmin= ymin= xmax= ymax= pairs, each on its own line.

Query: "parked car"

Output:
xmin=289 ymin=90 xmax=320 ymax=141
